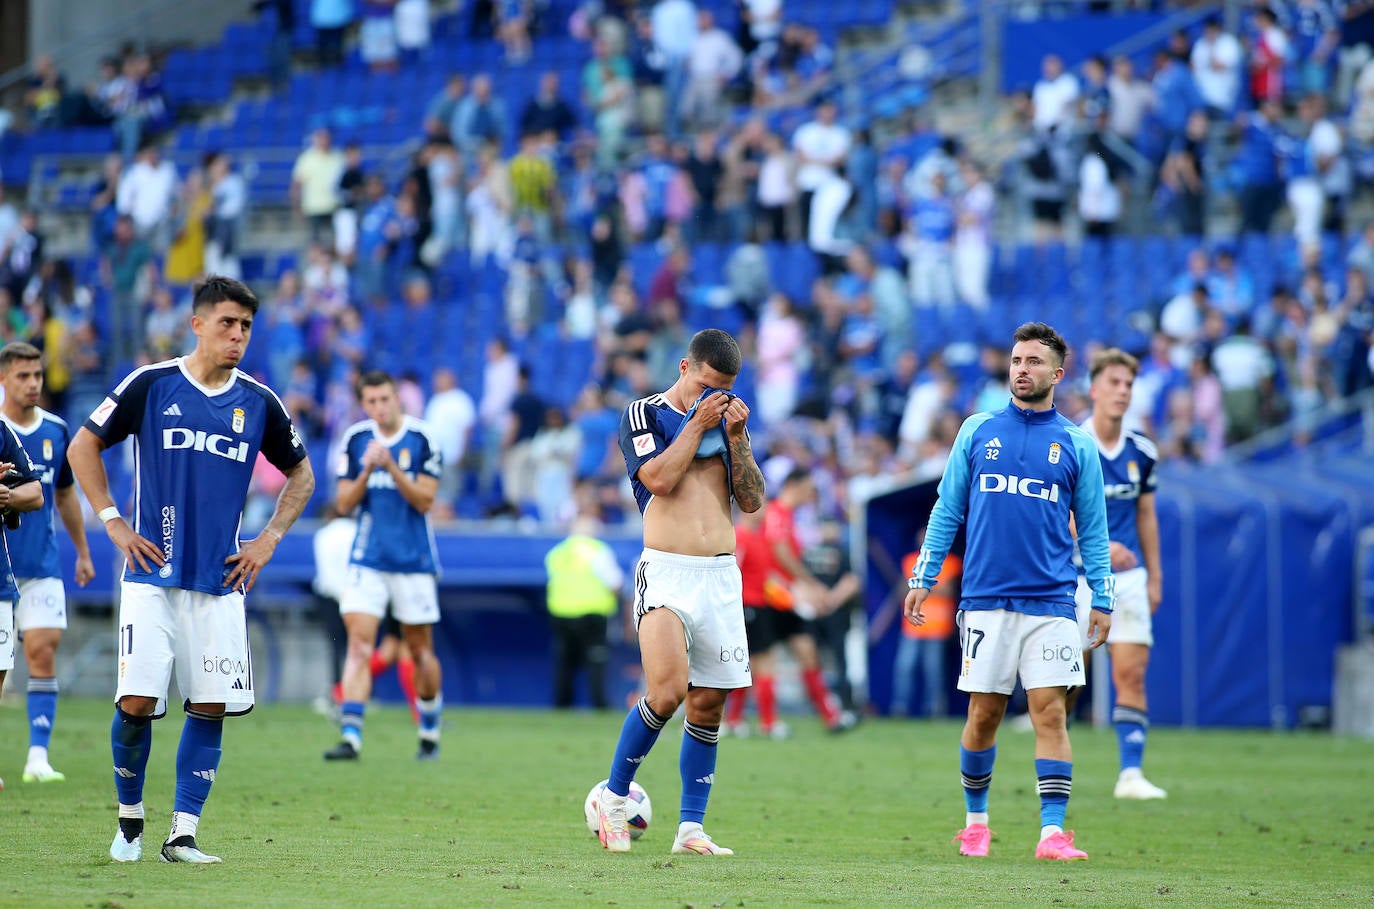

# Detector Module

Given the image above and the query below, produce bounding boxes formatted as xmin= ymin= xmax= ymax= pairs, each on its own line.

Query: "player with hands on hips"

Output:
xmin=904 ymin=322 xmax=1114 ymax=862
xmin=68 ymin=276 xmax=314 ymax=865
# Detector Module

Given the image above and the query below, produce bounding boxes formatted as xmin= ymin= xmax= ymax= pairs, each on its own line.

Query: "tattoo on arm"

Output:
xmin=729 ymin=437 xmax=766 ymax=512
xmin=266 ymin=461 xmax=316 ymax=537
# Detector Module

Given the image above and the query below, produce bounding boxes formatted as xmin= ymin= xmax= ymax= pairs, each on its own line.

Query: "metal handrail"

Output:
xmin=1223 ymin=387 xmax=1374 ymax=463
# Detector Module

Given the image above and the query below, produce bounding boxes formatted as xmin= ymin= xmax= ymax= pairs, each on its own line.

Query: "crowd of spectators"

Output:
xmin=3 ymin=0 xmax=1373 ymax=540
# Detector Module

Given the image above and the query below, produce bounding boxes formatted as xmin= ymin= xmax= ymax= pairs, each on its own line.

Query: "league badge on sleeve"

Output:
xmin=1048 ymin=442 xmax=1061 ymax=464
xmin=91 ymin=397 xmax=117 ymax=427
xmin=633 ymin=433 xmax=656 ymax=457
xmin=232 ymin=407 xmax=246 ymax=434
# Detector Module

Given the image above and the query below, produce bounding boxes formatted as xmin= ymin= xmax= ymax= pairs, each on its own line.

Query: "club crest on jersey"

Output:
xmin=1048 ymin=442 xmax=1061 ymax=464
xmin=42 ymin=438 xmax=52 ymax=461
xmin=1127 ymin=460 xmax=1140 ymax=483
xmin=399 ymin=448 xmax=411 ymax=470
xmin=633 ymin=433 xmax=656 ymax=457
xmin=232 ymin=407 xmax=245 ymax=434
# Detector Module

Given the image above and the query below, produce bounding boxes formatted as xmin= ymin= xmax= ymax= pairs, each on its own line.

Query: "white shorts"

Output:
xmin=15 ymin=577 xmax=67 ymax=632
xmin=0 ymin=599 xmax=14 ymax=671
xmin=956 ymin=609 xmax=1085 ymax=695
xmin=1075 ymin=567 xmax=1152 ymax=647
xmin=632 ymin=548 xmax=751 ymax=691
xmin=339 ymin=565 xmax=440 ymax=625
xmin=116 ymin=581 xmax=254 ymax=718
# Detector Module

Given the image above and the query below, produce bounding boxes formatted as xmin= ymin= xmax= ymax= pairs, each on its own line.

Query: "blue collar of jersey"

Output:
xmin=1005 ymin=400 xmax=1060 ymax=423
xmin=674 ymin=387 xmax=735 ymax=492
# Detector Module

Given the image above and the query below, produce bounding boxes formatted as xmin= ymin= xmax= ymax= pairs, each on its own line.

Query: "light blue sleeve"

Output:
xmin=1071 ymin=430 xmax=1116 ymax=613
xmin=912 ymin=415 xmax=982 ymax=589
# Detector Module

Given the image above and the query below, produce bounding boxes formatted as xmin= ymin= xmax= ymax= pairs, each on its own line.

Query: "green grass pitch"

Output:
xmin=1 ymin=698 xmax=1370 ymax=908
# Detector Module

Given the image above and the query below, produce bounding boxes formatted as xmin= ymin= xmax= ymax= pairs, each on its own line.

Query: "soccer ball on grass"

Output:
xmin=584 ymin=779 xmax=652 ymax=840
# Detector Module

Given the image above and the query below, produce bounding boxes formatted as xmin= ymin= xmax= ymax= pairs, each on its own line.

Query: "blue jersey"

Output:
xmin=1081 ymin=420 xmax=1158 ymax=570
xmin=3 ymin=409 xmax=73 ymax=580
xmin=913 ymin=401 xmax=1115 ymax=618
xmin=618 ymin=391 xmax=731 ymax=516
xmin=0 ymin=421 xmax=40 ymax=600
xmin=85 ymin=358 xmax=308 ymax=596
xmin=337 ymin=417 xmax=441 ymax=574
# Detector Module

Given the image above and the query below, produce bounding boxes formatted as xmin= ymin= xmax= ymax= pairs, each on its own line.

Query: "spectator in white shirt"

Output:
xmin=651 ymin=0 xmax=698 ymax=138
xmin=1078 ymin=134 xmax=1123 ymax=238
xmin=954 ymin=159 xmax=994 ymax=311
xmin=1191 ymin=16 xmax=1243 ymax=118
xmin=1031 ymin=54 xmax=1079 ymax=134
xmin=791 ymin=99 xmax=850 ymax=240
xmin=478 ymin=336 xmax=521 ymax=501
xmin=116 ymin=142 xmax=178 ymax=252
xmin=683 ymin=9 xmax=743 ymax=130
xmin=424 ymin=366 xmax=476 ymax=520
xmin=1107 ymin=55 xmax=1153 ymax=142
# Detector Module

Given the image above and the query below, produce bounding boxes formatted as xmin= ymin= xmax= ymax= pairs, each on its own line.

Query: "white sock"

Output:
xmin=1119 ymin=767 xmax=1142 ymax=781
xmin=169 ymin=810 xmax=200 ymax=841
xmin=342 ymin=730 xmax=362 ymax=750
xmin=677 ymin=821 xmax=703 ymax=839
xmin=966 ymin=812 xmax=989 ymax=828
xmin=27 ymin=745 xmax=49 ymax=766
xmin=1040 ymin=824 xmax=1063 ymax=841
xmin=118 ymin=802 xmax=145 ymax=820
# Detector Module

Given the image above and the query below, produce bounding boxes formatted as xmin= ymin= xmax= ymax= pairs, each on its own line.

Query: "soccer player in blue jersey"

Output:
xmin=0 ymin=342 xmax=95 ymax=784
xmin=904 ymin=322 xmax=1115 ymax=862
xmin=68 ymin=276 xmax=314 ymax=864
xmin=1071 ymin=348 xmax=1166 ymax=800
xmin=323 ymin=370 xmax=445 ymax=762
xmin=0 ymin=402 xmax=45 ymax=793
xmin=595 ymin=329 xmax=766 ymax=856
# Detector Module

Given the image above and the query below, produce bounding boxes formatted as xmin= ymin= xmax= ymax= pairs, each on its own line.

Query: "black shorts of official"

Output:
xmin=742 ymin=604 xmax=806 ymax=654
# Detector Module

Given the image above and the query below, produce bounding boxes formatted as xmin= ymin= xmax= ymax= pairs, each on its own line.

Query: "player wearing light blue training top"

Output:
xmin=324 ymin=370 xmax=445 ymax=763
xmin=0 ymin=342 xmax=95 ymax=786
xmin=69 ymin=276 xmax=314 ymax=865
xmin=904 ymin=322 xmax=1115 ymax=862
xmin=1071 ymin=348 xmax=1166 ymax=801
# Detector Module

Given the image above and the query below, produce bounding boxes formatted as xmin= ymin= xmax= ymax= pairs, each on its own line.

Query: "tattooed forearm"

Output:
xmin=730 ymin=437 xmax=766 ymax=512
xmin=265 ymin=459 xmax=316 ymax=538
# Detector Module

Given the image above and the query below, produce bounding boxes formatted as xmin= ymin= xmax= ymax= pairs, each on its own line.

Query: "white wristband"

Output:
xmin=98 ymin=506 xmax=121 ymax=524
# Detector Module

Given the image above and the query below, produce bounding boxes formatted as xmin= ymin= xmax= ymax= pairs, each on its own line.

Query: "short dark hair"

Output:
xmin=782 ymin=466 xmax=812 ymax=488
xmin=356 ymin=369 xmax=396 ymax=398
xmin=0 ymin=341 xmax=42 ymax=372
xmin=1012 ymin=321 xmax=1068 ymax=367
xmin=192 ymin=275 xmax=259 ymax=315
xmin=687 ymin=329 xmax=742 ymax=377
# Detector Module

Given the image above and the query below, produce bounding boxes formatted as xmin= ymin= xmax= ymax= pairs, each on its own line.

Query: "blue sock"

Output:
xmin=607 ymin=697 xmax=668 ymax=796
xmin=1035 ymin=758 xmax=1072 ymax=830
xmin=111 ymin=708 xmax=153 ymax=807
xmin=173 ymin=715 xmax=224 ymax=818
xmin=417 ymin=695 xmax=443 ymax=742
xmin=679 ymin=721 xmax=719 ymax=826
xmin=341 ymin=701 xmax=365 ymax=748
xmin=27 ymin=677 xmax=58 ymax=749
xmin=960 ymin=745 xmax=996 ymax=814
xmin=1113 ymin=705 xmax=1148 ymax=772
